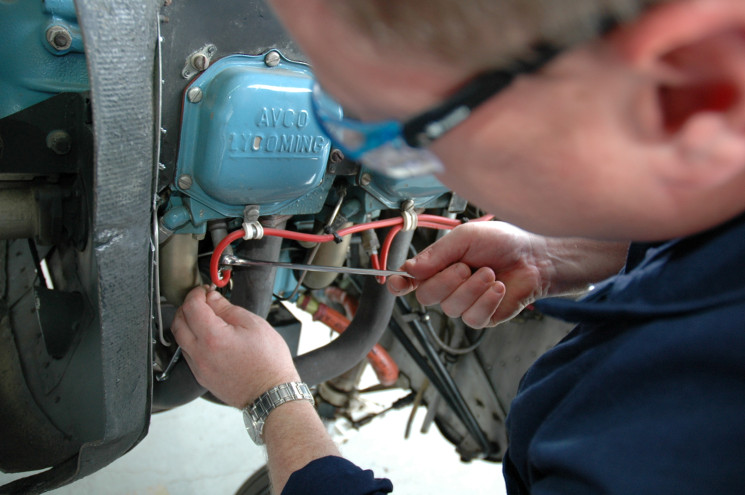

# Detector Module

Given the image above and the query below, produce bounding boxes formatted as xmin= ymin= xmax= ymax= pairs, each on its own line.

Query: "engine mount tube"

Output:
xmin=294 ymin=228 xmax=414 ymax=386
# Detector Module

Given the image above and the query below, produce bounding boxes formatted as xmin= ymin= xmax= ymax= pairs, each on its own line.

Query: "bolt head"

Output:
xmin=329 ymin=149 xmax=344 ymax=164
xmin=177 ymin=174 xmax=193 ymax=190
xmin=264 ymin=50 xmax=281 ymax=67
xmin=360 ymin=173 xmax=372 ymax=186
xmin=191 ymin=53 xmax=209 ymax=71
xmin=187 ymin=87 xmax=203 ymax=103
xmin=401 ymin=199 xmax=415 ymax=211
xmin=46 ymin=130 xmax=72 ymax=155
xmin=46 ymin=26 xmax=72 ymax=51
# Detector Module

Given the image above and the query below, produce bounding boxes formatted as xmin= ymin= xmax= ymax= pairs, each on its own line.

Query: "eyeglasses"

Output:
xmin=311 ymin=44 xmax=560 ymax=178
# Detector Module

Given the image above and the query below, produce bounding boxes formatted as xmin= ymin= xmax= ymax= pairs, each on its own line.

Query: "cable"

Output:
xmin=209 ymin=213 xmax=494 ymax=287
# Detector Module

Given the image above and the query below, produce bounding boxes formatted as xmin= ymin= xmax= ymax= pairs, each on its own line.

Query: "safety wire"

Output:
xmin=209 ymin=213 xmax=494 ymax=287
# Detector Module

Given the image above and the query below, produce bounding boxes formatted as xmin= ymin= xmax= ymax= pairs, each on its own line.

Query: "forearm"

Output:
xmin=264 ymin=399 xmax=341 ymax=494
xmin=541 ymin=237 xmax=629 ymax=297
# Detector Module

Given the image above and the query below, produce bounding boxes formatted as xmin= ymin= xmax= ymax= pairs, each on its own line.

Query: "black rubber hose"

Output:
xmin=294 ymin=228 xmax=414 ymax=386
xmin=231 ymin=216 xmax=288 ymax=319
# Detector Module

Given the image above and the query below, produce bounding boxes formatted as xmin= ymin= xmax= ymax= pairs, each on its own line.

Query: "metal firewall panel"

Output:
xmin=175 ymin=53 xmax=335 ymax=218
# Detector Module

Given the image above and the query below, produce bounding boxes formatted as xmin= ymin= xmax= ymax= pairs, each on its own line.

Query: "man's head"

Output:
xmin=270 ymin=0 xmax=745 ymax=241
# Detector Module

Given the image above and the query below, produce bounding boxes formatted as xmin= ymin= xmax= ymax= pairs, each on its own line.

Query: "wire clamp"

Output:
xmin=400 ymin=199 xmax=417 ymax=232
xmin=242 ymin=204 xmax=264 ymax=240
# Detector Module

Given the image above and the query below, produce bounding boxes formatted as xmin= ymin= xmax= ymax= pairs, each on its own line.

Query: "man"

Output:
xmin=171 ymin=0 xmax=745 ymax=493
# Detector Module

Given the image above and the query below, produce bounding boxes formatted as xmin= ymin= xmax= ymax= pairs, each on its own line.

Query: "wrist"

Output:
xmin=242 ymin=381 xmax=314 ymax=445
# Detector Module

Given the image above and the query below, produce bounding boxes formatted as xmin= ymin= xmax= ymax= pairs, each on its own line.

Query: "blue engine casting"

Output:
xmin=0 ymin=0 xmax=88 ymax=119
xmin=171 ymin=52 xmax=337 ymax=229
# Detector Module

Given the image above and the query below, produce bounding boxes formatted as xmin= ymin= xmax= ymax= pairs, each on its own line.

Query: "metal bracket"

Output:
xmin=400 ymin=199 xmax=418 ymax=232
xmin=181 ymin=43 xmax=217 ymax=79
xmin=242 ymin=204 xmax=264 ymax=240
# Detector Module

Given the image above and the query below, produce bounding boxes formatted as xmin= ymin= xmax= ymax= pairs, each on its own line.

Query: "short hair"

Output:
xmin=326 ymin=0 xmax=673 ymax=72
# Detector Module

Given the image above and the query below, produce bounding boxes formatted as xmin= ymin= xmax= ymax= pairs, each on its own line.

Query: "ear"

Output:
xmin=613 ymin=0 xmax=745 ymax=190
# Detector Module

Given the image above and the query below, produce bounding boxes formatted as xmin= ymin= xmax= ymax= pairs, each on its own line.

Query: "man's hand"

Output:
xmin=171 ymin=286 xmax=299 ymax=408
xmin=388 ymin=222 xmax=629 ymax=328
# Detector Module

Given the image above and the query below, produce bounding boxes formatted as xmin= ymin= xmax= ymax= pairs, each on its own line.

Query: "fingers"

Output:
xmin=415 ymin=263 xmax=472 ymax=306
xmin=410 ymin=265 xmax=509 ymax=329
xmin=404 ymin=231 xmax=470 ymax=281
xmin=387 ymin=273 xmax=419 ymax=296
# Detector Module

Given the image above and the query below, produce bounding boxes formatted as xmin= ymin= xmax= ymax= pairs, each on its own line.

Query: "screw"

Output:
xmin=190 ymin=53 xmax=209 ymax=72
xmin=187 ymin=87 xmax=203 ymax=103
xmin=264 ymin=50 xmax=281 ymax=67
xmin=360 ymin=173 xmax=372 ymax=186
xmin=46 ymin=26 xmax=72 ymax=51
xmin=177 ymin=174 xmax=193 ymax=190
xmin=329 ymin=149 xmax=344 ymax=164
xmin=46 ymin=130 xmax=72 ymax=155
xmin=401 ymin=199 xmax=415 ymax=211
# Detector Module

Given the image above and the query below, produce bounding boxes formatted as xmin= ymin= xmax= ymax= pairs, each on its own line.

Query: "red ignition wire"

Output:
xmin=209 ymin=213 xmax=494 ymax=287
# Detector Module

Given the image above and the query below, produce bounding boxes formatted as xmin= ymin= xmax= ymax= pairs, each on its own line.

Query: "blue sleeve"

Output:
xmin=281 ymin=456 xmax=393 ymax=495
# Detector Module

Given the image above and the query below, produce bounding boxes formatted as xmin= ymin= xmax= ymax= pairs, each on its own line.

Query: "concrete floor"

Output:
xmin=1 ymin=397 xmax=507 ymax=494
xmin=1 ymin=306 xmax=507 ymax=494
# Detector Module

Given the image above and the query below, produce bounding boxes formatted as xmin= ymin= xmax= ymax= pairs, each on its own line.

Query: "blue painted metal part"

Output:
xmin=175 ymin=52 xmax=337 ymax=219
xmin=358 ymin=169 xmax=450 ymax=211
xmin=0 ymin=0 xmax=88 ymax=119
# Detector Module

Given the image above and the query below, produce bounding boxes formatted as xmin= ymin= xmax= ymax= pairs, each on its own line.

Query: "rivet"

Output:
xmin=187 ymin=87 xmax=203 ymax=103
xmin=264 ymin=50 xmax=281 ymax=67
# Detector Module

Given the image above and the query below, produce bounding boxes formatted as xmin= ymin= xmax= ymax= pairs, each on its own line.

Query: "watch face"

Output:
xmin=243 ymin=408 xmax=265 ymax=445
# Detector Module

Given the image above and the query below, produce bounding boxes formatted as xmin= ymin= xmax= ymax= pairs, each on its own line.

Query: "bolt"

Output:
xmin=177 ymin=174 xmax=193 ymax=190
xmin=264 ymin=50 xmax=281 ymax=67
xmin=46 ymin=130 xmax=72 ymax=155
xmin=190 ymin=52 xmax=209 ymax=71
xmin=187 ymin=87 xmax=203 ymax=103
xmin=401 ymin=199 xmax=415 ymax=211
xmin=46 ymin=26 xmax=72 ymax=51
xmin=359 ymin=173 xmax=372 ymax=186
xmin=329 ymin=149 xmax=344 ymax=164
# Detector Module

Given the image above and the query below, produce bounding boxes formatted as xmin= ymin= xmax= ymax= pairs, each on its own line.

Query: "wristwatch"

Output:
xmin=242 ymin=381 xmax=314 ymax=445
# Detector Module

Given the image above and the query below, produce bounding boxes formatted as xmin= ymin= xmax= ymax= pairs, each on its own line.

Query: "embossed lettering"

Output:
xmin=256 ymin=107 xmax=312 ymax=129
xmin=227 ymin=132 xmax=327 ymax=156
xmin=258 ymin=108 xmax=271 ymax=127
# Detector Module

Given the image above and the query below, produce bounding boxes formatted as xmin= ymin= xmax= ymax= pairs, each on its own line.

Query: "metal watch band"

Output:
xmin=243 ymin=382 xmax=314 ymax=445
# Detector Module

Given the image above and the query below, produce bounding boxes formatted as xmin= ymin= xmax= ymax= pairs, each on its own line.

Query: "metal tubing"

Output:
xmin=0 ymin=189 xmax=40 ymax=240
xmin=294 ymin=228 xmax=414 ymax=386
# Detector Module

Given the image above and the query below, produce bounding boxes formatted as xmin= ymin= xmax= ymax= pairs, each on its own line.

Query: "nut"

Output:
xmin=46 ymin=26 xmax=72 ymax=51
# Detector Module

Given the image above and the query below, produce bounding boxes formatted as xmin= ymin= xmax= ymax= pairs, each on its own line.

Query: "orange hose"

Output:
xmin=299 ymin=293 xmax=399 ymax=386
